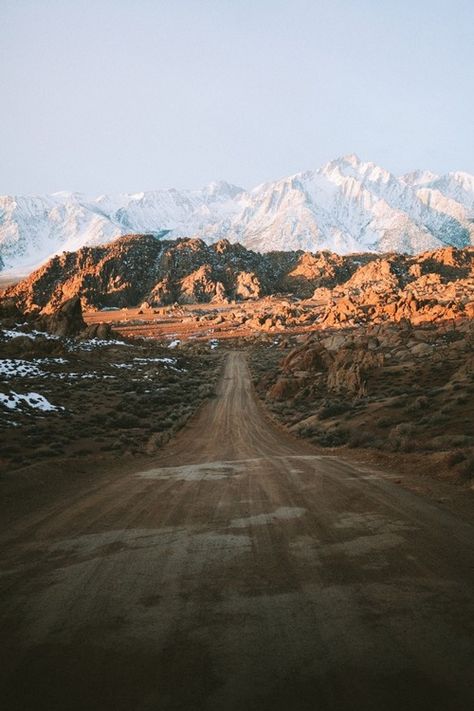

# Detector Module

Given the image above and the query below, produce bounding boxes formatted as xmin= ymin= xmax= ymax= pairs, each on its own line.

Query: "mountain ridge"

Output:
xmin=3 ymin=234 xmax=473 ymax=317
xmin=1 ymin=154 xmax=473 ymax=274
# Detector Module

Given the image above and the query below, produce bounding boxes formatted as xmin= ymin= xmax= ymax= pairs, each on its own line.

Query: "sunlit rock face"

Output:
xmin=3 ymin=232 xmax=473 ymax=325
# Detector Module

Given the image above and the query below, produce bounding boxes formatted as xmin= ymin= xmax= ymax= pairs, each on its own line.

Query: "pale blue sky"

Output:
xmin=1 ymin=0 xmax=473 ymax=194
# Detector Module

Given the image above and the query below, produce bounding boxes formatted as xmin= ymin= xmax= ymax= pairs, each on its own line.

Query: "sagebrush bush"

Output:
xmin=348 ymin=429 xmax=373 ymax=448
xmin=318 ymin=401 xmax=352 ymax=420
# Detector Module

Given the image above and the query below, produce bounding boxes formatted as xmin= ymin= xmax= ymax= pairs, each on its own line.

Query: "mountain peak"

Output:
xmin=202 ymin=180 xmax=245 ymax=200
xmin=1 ymin=157 xmax=473 ymax=274
xmin=322 ymin=153 xmax=362 ymax=172
xmin=340 ymin=152 xmax=362 ymax=167
xmin=400 ymin=170 xmax=439 ymax=186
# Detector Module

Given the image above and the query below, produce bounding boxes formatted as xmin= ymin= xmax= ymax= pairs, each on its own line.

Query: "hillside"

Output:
xmin=3 ymin=237 xmax=473 ymax=332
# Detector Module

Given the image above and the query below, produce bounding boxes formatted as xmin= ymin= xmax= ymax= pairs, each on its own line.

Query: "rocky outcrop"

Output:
xmin=282 ymin=251 xmax=355 ymax=297
xmin=147 ymin=276 xmax=174 ymax=306
xmin=321 ymin=297 xmax=362 ymax=327
xmin=3 ymin=236 xmax=297 ymax=313
xmin=282 ymin=342 xmax=332 ymax=373
xmin=274 ymin=338 xmax=385 ymax=400
xmin=267 ymin=377 xmax=301 ymax=401
xmin=326 ymin=347 xmax=384 ymax=398
xmin=81 ymin=322 xmax=114 ymax=339
xmin=382 ymin=291 xmax=465 ymax=325
xmin=35 ymin=297 xmax=86 ymax=337
xmin=339 ymin=258 xmax=401 ymax=296
xmin=257 ymin=317 xmax=474 ymax=482
xmin=234 ymin=271 xmax=262 ymax=300
xmin=179 ymin=265 xmax=226 ymax=304
xmin=2 ymin=237 xmax=473 ymax=326
xmin=317 ymin=248 xmax=473 ymax=329
xmin=28 ymin=296 xmax=113 ymax=340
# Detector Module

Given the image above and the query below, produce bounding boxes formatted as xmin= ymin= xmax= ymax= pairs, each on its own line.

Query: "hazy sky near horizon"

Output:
xmin=1 ymin=0 xmax=473 ymax=194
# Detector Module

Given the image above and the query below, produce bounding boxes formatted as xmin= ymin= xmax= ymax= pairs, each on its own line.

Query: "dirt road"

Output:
xmin=1 ymin=351 xmax=473 ymax=710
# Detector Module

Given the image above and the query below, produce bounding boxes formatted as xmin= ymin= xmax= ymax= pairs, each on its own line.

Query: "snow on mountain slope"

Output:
xmin=1 ymin=155 xmax=473 ymax=274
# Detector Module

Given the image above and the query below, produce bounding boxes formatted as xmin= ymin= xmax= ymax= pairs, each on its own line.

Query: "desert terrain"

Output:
xmin=0 ymin=238 xmax=473 ymax=709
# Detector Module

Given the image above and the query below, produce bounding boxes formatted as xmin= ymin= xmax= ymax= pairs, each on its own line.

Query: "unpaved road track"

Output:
xmin=1 ymin=351 xmax=473 ymax=710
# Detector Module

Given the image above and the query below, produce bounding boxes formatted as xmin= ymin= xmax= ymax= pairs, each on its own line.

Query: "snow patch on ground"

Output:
xmin=0 ymin=360 xmax=47 ymax=378
xmin=112 ymin=356 xmax=183 ymax=372
xmin=0 ymin=329 xmax=130 ymax=351
xmin=72 ymin=338 xmax=129 ymax=351
xmin=1 ymin=328 xmax=59 ymax=341
xmin=54 ymin=372 xmax=115 ymax=380
xmin=0 ymin=358 xmax=70 ymax=379
xmin=134 ymin=357 xmax=177 ymax=364
xmin=0 ymin=391 xmax=63 ymax=412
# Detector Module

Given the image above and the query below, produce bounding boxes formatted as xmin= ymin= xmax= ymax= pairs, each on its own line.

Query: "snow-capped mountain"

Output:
xmin=1 ymin=154 xmax=473 ymax=274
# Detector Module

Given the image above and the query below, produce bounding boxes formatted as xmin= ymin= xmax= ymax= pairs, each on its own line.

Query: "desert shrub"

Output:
xmin=313 ymin=428 xmax=349 ymax=447
xmin=88 ymin=413 xmax=106 ymax=425
xmin=393 ymin=437 xmax=418 ymax=453
xmin=136 ymin=410 xmax=150 ymax=420
xmin=115 ymin=413 xmax=141 ymax=428
xmin=10 ymin=455 xmax=25 ymax=464
xmin=390 ymin=422 xmax=415 ymax=437
xmin=157 ymin=391 xmax=185 ymax=405
xmin=439 ymin=404 xmax=456 ymax=415
xmin=428 ymin=413 xmax=448 ymax=425
xmin=457 ymin=455 xmax=474 ymax=479
xmin=407 ymin=395 xmax=429 ymax=413
xmin=378 ymin=417 xmax=394 ymax=428
xmin=444 ymin=450 xmax=467 ymax=468
xmin=428 ymin=434 xmax=472 ymax=450
xmin=390 ymin=394 xmax=411 ymax=406
xmin=427 ymin=387 xmax=445 ymax=396
xmin=198 ymin=383 xmax=216 ymax=398
xmin=75 ymin=447 xmax=94 ymax=456
xmin=318 ymin=401 xmax=352 ymax=420
xmin=386 ymin=422 xmax=418 ymax=452
xmin=441 ymin=331 xmax=464 ymax=343
xmin=1 ymin=444 xmax=22 ymax=455
xmin=348 ymin=429 xmax=374 ymax=448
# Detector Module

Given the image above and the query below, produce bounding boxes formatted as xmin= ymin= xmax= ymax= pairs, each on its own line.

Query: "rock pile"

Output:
xmin=2 ymin=239 xmax=473 ymax=334
xmin=255 ymin=317 xmax=473 ymax=481
xmin=1 ymin=296 xmax=114 ymax=342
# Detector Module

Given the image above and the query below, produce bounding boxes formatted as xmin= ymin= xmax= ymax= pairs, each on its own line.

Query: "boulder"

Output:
xmin=81 ymin=323 xmax=114 ymax=340
xmin=326 ymin=347 xmax=384 ymax=397
xmin=0 ymin=298 xmax=22 ymax=321
xmin=267 ymin=377 xmax=300 ymax=401
xmin=235 ymin=271 xmax=262 ymax=300
xmin=36 ymin=296 xmax=86 ymax=337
